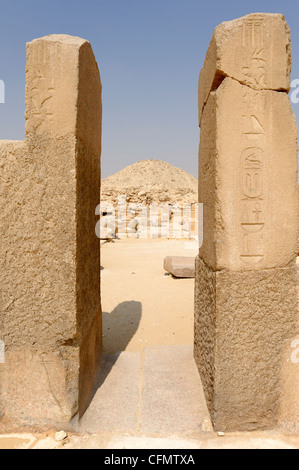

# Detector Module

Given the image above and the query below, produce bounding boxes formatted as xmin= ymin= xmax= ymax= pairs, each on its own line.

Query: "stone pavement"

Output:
xmin=78 ymin=345 xmax=211 ymax=435
xmin=0 ymin=341 xmax=298 ymax=448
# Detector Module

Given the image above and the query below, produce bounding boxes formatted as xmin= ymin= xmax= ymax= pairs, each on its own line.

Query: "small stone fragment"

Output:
xmin=55 ymin=431 xmax=68 ymax=442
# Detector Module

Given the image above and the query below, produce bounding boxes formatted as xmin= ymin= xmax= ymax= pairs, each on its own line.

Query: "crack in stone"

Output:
xmin=42 ymin=361 xmax=69 ymax=420
xmin=200 ymin=72 xmax=289 ymax=125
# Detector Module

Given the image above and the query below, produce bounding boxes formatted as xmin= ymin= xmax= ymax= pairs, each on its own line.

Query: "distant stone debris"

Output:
xmin=99 ymin=160 xmax=199 ymax=240
xmin=101 ymin=159 xmax=198 ymax=205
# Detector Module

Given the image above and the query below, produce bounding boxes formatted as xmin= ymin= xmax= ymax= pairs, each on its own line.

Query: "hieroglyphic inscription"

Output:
xmin=239 ymin=86 xmax=267 ymax=266
xmin=241 ymin=17 xmax=267 ymax=88
xmin=27 ymin=42 xmax=58 ymax=133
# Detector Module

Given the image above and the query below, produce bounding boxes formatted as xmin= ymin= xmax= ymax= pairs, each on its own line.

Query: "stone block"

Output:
xmin=195 ymin=13 xmax=298 ymax=432
xmin=164 ymin=256 xmax=195 ymax=278
xmin=0 ymin=35 xmax=102 ymax=428
xmin=195 ymin=256 xmax=298 ymax=431
xmin=198 ymin=13 xmax=291 ymax=124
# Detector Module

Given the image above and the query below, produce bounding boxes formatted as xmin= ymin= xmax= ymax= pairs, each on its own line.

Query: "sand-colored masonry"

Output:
xmin=0 ymin=35 xmax=102 ymax=428
xmin=195 ymin=14 xmax=299 ymax=431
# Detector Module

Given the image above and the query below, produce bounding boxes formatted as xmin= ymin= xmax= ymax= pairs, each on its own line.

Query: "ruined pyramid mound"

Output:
xmin=101 ymin=160 xmax=198 ymax=205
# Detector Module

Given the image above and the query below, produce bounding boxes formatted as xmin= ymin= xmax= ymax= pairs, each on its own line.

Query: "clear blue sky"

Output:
xmin=0 ymin=0 xmax=299 ymax=178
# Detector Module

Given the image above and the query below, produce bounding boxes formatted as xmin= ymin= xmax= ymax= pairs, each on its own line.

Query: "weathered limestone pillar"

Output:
xmin=195 ymin=14 xmax=299 ymax=431
xmin=0 ymin=35 xmax=102 ymax=429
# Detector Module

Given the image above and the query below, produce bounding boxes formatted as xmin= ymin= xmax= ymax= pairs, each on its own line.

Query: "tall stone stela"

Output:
xmin=0 ymin=35 xmax=102 ymax=428
xmin=195 ymin=14 xmax=299 ymax=431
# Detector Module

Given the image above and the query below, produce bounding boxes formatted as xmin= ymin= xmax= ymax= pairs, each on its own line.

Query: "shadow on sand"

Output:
xmin=103 ymin=300 xmax=142 ymax=354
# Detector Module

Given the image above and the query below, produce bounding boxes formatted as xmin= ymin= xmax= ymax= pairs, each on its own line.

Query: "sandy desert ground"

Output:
xmin=101 ymin=238 xmax=197 ymax=353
